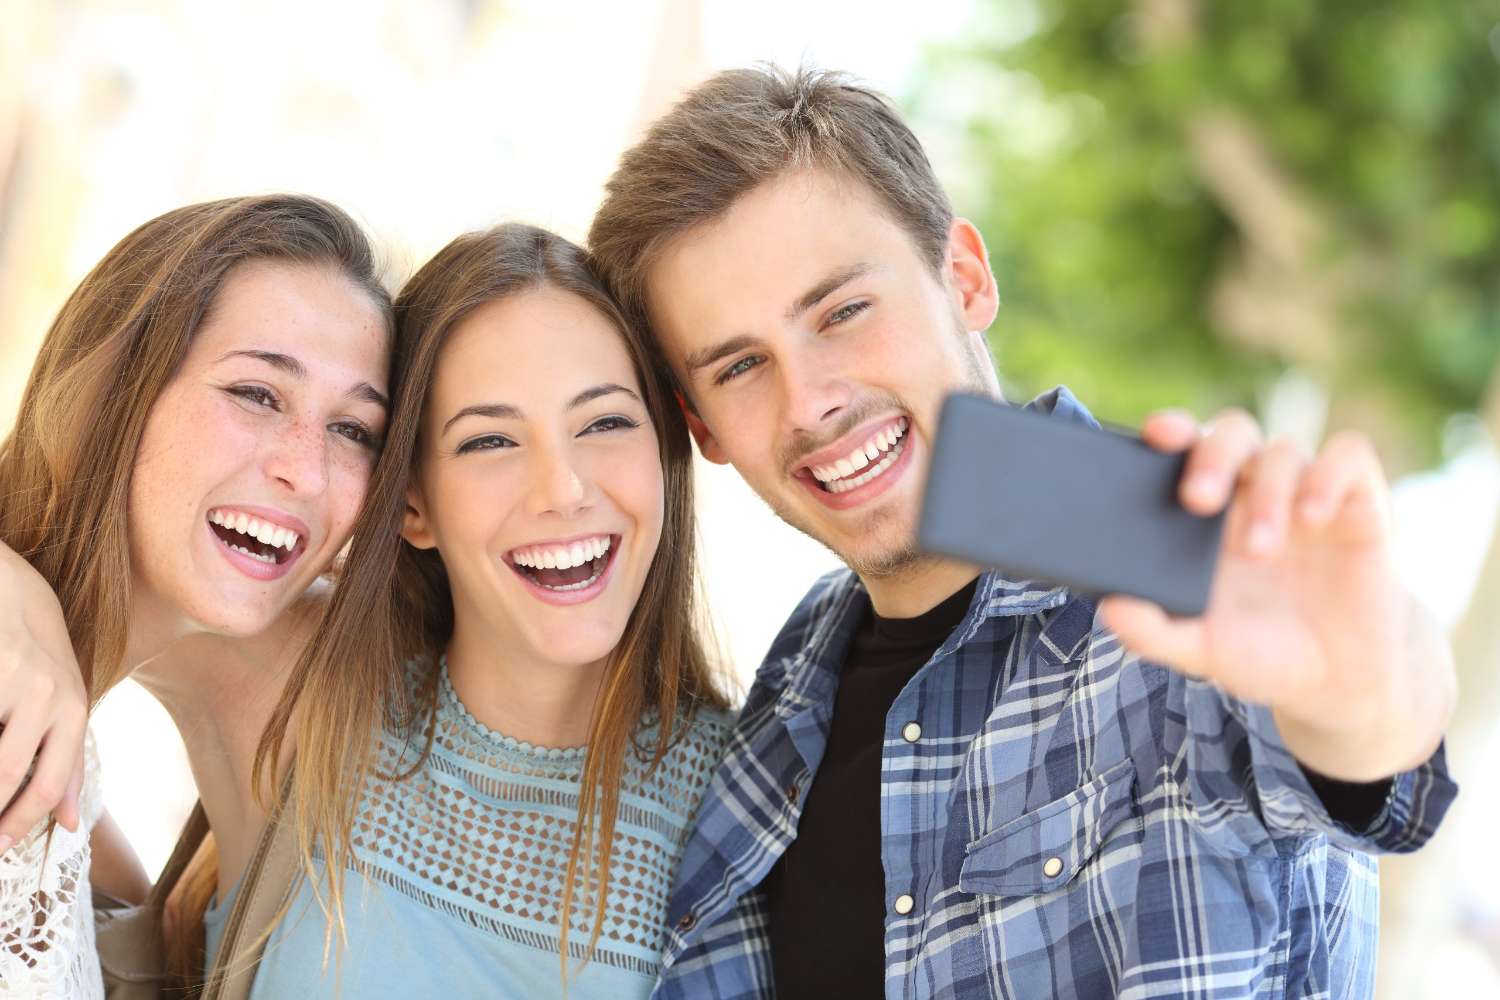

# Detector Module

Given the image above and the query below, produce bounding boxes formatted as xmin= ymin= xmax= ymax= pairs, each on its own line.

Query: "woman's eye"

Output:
xmin=456 ymin=434 xmax=514 ymax=455
xmin=226 ymin=384 xmax=281 ymax=409
xmin=715 ymin=355 xmax=763 ymax=386
xmin=826 ymin=300 xmax=871 ymax=326
xmin=583 ymin=415 xmax=640 ymax=435
xmin=332 ymin=421 xmax=379 ymax=450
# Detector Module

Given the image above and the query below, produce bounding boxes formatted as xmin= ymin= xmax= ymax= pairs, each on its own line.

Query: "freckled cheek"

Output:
xmin=324 ymin=452 xmax=377 ymax=548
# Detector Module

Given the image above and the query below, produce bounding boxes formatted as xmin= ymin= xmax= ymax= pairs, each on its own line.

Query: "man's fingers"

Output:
xmin=1178 ymin=409 xmax=1264 ymax=516
xmin=1140 ymin=409 xmax=1200 ymax=454
xmin=1232 ymin=438 xmax=1308 ymax=560
xmin=1098 ymin=595 xmax=1210 ymax=678
xmin=1296 ymin=430 xmax=1389 ymax=543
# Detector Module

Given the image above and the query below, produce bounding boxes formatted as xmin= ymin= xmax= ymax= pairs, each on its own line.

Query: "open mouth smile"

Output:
xmin=207 ymin=507 xmax=307 ymax=581
xmin=794 ymin=415 xmax=914 ymax=510
xmin=505 ymin=533 xmax=619 ymax=605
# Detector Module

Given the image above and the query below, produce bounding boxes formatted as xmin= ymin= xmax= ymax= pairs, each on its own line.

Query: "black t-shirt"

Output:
xmin=766 ymin=579 xmax=983 ymax=1000
xmin=763 ymin=581 xmax=1390 ymax=998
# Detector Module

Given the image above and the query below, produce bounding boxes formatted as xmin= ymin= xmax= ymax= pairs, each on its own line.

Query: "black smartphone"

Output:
xmin=916 ymin=393 xmax=1224 ymax=617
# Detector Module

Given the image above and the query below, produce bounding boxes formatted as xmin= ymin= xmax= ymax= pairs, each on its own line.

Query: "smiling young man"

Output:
xmin=588 ymin=67 xmax=1458 ymax=999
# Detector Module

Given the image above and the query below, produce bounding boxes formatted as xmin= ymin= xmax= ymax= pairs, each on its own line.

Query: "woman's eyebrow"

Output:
xmin=569 ymin=383 xmax=640 ymax=409
xmin=216 ymin=348 xmax=304 ymax=377
xmin=442 ymin=402 xmax=524 ymax=435
xmin=217 ymin=349 xmax=388 ymax=410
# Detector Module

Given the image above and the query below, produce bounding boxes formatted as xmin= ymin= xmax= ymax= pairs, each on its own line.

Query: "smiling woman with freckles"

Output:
xmin=0 ymin=194 xmax=392 ymax=998
xmin=210 ymin=223 xmax=732 ymax=998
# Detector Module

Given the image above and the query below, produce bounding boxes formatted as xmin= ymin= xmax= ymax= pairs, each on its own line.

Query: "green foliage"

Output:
xmin=913 ymin=0 xmax=1500 ymax=458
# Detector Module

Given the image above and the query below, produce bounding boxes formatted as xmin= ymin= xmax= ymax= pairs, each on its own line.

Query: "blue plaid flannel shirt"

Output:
xmin=654 ymin=388 xmax=1457 ymax=1000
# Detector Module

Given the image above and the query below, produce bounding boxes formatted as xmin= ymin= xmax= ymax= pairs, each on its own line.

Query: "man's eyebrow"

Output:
xmin=683 ymin=335 xmax=760 ymax=378
xmin=570 ymin=383 xmax=641 ymax=408
xmin=218 ymin=349 xmax=387 ymax=410
xmin=441 ymin=402 xmax=524 ymax=435
xmin=786 ymin=262 xmax=873 ymax=321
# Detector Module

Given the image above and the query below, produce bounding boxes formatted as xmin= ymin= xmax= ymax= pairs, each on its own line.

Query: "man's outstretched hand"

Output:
xmin=1098 ymin=408 xmax=1456 ymax=784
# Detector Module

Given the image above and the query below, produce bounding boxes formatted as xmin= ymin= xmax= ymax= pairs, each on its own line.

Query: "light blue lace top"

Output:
xmin=204 ymin=659 xmax=733 ymax=998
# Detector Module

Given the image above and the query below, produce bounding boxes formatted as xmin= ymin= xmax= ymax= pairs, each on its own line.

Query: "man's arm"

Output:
xmin=1100 ymin=410 xmax=1456 ymax=785
xmin=0 ymin=540 xmax=89 ymax=851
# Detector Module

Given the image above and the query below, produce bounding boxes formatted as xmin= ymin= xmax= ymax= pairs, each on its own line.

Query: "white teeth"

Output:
xmin=537 ymin=562 xmax=606 ymax=592
xmin=211 ymin=510 xmax=300 ymax=555
xmin=228 ymin=543 xmax=277 ymax=565
xmin=827 ymin=436 xmax=904 ymax=494
xmin=512 ymin=536 xmax=613 ymax=574
xmin=809 ymin=419 xmax=909 ymax=484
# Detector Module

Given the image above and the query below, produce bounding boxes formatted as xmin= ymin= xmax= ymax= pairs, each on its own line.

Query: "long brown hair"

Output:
xmin=255 ymin=223 xmax=728 ymax=975
xmin=0 ymin=193 xmax=390 ymax=705
xmin=0 ymin=194 xmax=391 ymax=981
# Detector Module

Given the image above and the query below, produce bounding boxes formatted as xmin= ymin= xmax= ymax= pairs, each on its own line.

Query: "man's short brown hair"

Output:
xmin=589 ymin=64 xmax=955 ymax=338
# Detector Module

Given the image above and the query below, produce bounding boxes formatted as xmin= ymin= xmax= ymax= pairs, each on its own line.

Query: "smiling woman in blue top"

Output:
xmin=213 ymin=225 xmax=733 ymax=996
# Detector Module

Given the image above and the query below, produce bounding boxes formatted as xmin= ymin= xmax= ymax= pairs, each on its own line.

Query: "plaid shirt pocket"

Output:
xmin=959 ymin=758 xmax=1138 ymax=897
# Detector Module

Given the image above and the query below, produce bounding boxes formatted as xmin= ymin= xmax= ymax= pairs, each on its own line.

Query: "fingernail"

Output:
xmin=1247 ymin=521 xmax=1275 ymax=555
xmin=1187 ymin=475 xmax=1219 ymax=507
xmin=0 ymin=835 xmax=13 ymax=855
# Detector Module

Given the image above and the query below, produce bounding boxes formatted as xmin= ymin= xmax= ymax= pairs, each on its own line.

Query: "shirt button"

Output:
xmin=1043 ymin=857 xmax=1064 ymax=878
xmin=785 ymin=784 xmax=800 ymax=805
xmin=894 ymin=894 xmax=915 ymax=915
xmin=902 ymin=722 xmax=922 ymax=743
xmin=677 ymin=912 xmax=697 ymax=931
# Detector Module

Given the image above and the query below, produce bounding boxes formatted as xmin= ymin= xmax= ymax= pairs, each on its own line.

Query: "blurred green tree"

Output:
xmin=915 ymin=0 xmax=1500 ymax=469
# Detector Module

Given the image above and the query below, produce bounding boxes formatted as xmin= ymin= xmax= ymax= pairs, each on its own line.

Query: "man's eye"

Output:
xmin=827 ymin=300 xmax=871 ymax=326
xmin=456 ymin=434 xmax=514 ymax=455
xmin=715 ymin=356 xmax=763 ymax=386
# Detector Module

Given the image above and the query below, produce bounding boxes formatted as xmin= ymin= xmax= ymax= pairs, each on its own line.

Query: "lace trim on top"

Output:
xmin=344 ymin=657 xmax=732 ymax=977
xmin=0 ymin=729 xmax=105 ymax=1000
xmin=437 ymin=661 xmax=588 ymax=764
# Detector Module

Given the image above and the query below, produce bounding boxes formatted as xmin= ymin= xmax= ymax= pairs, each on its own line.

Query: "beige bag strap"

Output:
xmin=148 ymin=801 xmax=210 ymax=907
xmin=201 ymin=770 xmax=299 ymax=1000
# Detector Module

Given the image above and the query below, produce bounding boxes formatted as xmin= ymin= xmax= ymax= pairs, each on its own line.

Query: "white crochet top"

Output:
xmin=0 ymin=729 xmax=104 ymax=999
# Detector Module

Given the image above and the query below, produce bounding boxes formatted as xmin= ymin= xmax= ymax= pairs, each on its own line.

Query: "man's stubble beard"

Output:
xmin=763 ymin=316 xmax=996 ymax=584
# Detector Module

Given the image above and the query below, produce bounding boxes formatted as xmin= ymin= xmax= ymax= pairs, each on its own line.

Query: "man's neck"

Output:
xmin=860 ymin=556 xmax=983 ymax=619
xmin=444 ymin=613 xmax=608 ymax=750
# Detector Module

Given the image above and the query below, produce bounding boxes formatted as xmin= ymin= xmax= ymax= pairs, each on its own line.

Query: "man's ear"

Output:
xmin=682 ymin=405 xmax=730 ymax=466
xmin=946 ymin=218 xmax=1000 ymax=332
xmin=401 ymin=484 xmax=439 ymax=550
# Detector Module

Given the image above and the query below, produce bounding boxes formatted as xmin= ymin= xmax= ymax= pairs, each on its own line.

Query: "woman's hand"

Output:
xmin=0 ymin=540 xmax=87 ymax=851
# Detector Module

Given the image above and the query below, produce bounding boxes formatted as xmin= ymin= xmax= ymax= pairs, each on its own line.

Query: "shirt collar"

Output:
xmin=774 ymin=385 xmax=1098 ymax=714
